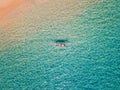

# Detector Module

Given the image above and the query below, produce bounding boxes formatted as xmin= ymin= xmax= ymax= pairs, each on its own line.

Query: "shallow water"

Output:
xmin=0 ymin=0 xmax=120 ymax=90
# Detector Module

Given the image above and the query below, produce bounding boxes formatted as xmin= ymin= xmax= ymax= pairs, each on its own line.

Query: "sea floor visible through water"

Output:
xmin=0 ymin=0 xmax=120 ymax=90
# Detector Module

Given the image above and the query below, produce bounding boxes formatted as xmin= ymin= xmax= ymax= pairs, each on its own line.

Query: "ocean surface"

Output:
xmin=0 ymin=0 xmax=120 ymax=90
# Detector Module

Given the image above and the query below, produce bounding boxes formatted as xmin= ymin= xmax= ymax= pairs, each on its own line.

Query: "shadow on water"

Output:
xmin=54 ymin=39 xmax=69 ymax=48
xmin=54 ymin=39 xmax=69 ymax=43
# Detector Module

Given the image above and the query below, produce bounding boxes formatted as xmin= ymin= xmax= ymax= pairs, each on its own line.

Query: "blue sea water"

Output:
xmin=0 ymin=0 xmax=120 ymax=90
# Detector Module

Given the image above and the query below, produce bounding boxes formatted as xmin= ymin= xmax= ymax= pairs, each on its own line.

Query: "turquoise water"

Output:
xmin=0 ymin=0 xmax=120 ymax=90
